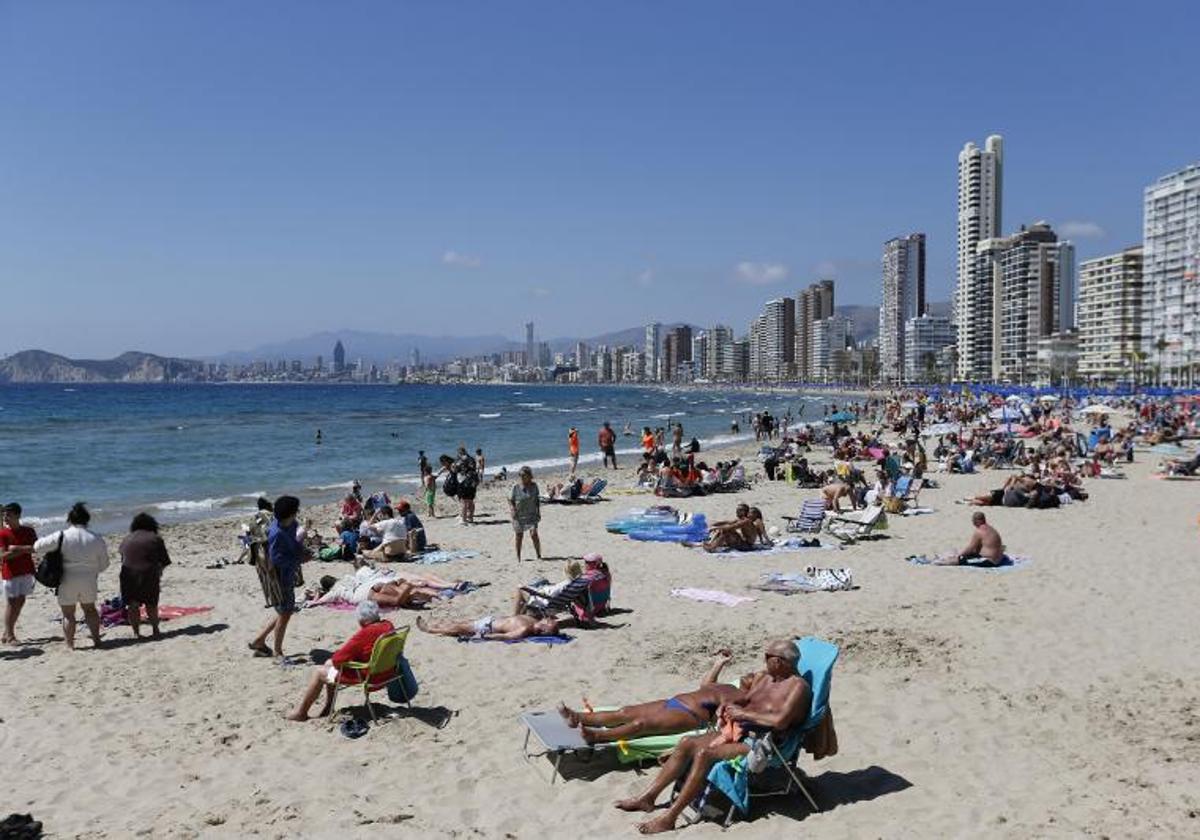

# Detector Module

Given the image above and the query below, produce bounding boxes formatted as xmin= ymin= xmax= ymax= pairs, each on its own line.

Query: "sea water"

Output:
xmin=0 ymin=383 xmax=845 ymax=532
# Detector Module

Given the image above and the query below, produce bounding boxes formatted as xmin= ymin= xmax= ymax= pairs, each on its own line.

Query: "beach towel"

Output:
xmin=900 ymin=507 xmax=936 ymax=516
xmin=458 ymin=634 xmax=573 ymax=646
xmin=703 ymin=537 xmax=841 ymax=556
xmin=906 ymin=554 xmax=1031 ymax=572
xmin=670 ymin=588 xmax=756 ymax=606
xmin=751 ymin=569 xmax=855 ymax=594
xmin=411 ymin=549 xmax=480 ymax=565
xmin=99 ymin=598 xmax=213 ymax=628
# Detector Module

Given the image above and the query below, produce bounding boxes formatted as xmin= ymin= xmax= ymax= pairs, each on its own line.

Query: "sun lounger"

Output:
xmin=782 ymin=498 xmax=827 ymax=535
xmin=824 ymin=505 xmax=887 ymax=543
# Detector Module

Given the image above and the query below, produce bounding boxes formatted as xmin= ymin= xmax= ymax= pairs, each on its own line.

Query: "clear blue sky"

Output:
xmin=2 ymin=1 xmax=1197 ymax=358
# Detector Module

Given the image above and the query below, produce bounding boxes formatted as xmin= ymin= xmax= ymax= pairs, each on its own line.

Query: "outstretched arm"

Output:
xmin=700 ymin=650 xmax=733 ymax=685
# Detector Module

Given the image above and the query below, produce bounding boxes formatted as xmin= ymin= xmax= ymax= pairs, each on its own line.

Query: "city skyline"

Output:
xmin=3 ymin=3 xmax=1196 ymax=358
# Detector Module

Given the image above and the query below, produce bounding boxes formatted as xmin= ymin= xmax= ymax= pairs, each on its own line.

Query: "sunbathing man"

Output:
xmin=416 ymin=612 xmax=559 ymax=640
xmin=614 ymin=639 xmax=811 ymax=834
xmin=936 ymin=512 xmax=1006 ymax=566
xmin=558 ymin=649 xmax=746 ymax=744
xmin=702 ymin=506 xmax=767 ymax=552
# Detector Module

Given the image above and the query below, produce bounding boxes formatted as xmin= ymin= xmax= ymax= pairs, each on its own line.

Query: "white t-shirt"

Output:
xmin=375 ymin=517 xmax=408 ymax=546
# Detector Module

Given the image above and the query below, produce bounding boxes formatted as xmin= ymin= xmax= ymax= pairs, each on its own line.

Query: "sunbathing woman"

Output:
xmin=558 ymin=650 xmax=747 ymax=743
xmin=308 ymin=567 xmax=471 ymax=609
xmin=702 ymin=507 xmax=767 ymax=552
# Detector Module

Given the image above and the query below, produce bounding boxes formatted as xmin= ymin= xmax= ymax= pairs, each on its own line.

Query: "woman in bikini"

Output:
xmin=557 ymin=650 xmax=748 ymax=744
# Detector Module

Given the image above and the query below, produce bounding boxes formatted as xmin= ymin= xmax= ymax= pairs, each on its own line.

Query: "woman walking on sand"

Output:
xmin=34 ymin=502 xmax=109 ymax=650
xmin=509 ymin=466 xmax=543 ymax=562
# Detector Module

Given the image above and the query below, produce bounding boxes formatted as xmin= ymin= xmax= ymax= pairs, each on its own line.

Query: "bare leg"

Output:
xmin=514 ymin=530 xmax=524 ymax=562
xmin=272 ymin=611 xmax=292 ymax=656
xmin=286 ymin=666 xmax=332 ymax=721
xmin=126 ymin=601 xmax=142 ymax=638
xmin=530 ymin=530 xmax=542 ymax=560
xmin=3 ymin=595 xmax=25 ymax=643
xmin=415 ymin=615 xmax=475 ymax=637
xmin=615 ymin=735 xmax=709 ymax=812
xmin=513 ymin=588 xmax=528 ymax=615
xmin=370 ymin=582 xmax=414 ymax=608
xmin=80 ymin=603 xmax=103 ymax=648
xmin=146 ymin=604 xmax=161 ymax=638
xmin=60 ymin=604 xmax=77 ymax=649
xmin=637 ymin=741 xmax=750 ymax=834
xmin=251 ymin=616 xmax=278 ymax=653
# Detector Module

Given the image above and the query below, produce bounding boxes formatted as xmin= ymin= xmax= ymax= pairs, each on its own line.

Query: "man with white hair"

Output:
xmin=285 ymin=600 xmax=395 ymax=722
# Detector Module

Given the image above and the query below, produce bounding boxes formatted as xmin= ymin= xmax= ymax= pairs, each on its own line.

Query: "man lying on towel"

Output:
xmin=614 ymin=639 xmax=811 ymax=834
xmin=307 ymin=566 xmax=470 ymax=608
xmin=416 ymin=612 xmax=559 ymax=641
xmin=557 ymin=649 xmax=746 ymax=744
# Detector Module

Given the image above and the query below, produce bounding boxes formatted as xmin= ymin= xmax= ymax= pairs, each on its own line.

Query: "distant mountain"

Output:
xmin=0 ymin=350 xmax=206 ymax=383
xmin=213 ymin=330 xmax=516 ymax=366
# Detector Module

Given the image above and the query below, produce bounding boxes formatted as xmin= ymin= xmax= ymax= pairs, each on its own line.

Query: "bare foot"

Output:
xmin=614 ymin=796 xmax=656 ymax=813
xmin=284 ymin=711 xmax=309 ymax=722
xmin=557 ymin=702 xmax=580 ymax=727
xmin=636 ymin=814 xmax=676 ymax=834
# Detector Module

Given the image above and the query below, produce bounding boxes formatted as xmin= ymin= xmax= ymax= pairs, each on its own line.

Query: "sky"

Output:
xmin=2 ymin=0 xmax=1198 ymax=359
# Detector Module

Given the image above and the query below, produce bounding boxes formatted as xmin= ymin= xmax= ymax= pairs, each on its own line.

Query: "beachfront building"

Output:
xmin=810 ymin=314 xmax=852 ymax=382
xmin=524 ymin=322 xmax=536 ymax=369
xmin=754 ymin=297 xmax=796 ymax=381
xmin=620 ymin=349 xmax=646 ymax=382
xmin=1032 ymin=330 xmax=1079 ymax=385
xmin=795 ymin=279 xmax=834 ymax=380
xmin=574 ymin=341 xmax=590 ymax=370
xmin=663 ymin=325 xmax=693 ymax=382
xmin=879 ymin=233 xmax=927 ymax=383
xmin=1077 ymin=246 xmax=1144 ymax=383
xmin=644 ymin=322 xmax=661 ymax=381
xmin=691 ymin=331 xmax=708 ymax=379
xmin=904 ymin=313 xmax=956 ymax=383
xmin=732 ymin=336 xmax=750 ymax=382
xmin=1142 ymin=163 xmax=1200 ymax=384
xmin=955 ymin=135 xmax=1004 ymax=381
xmin=706 ymin=324 xmax=735 ymax=381
xmin=748 ymin=315 xmax=766 ymax=381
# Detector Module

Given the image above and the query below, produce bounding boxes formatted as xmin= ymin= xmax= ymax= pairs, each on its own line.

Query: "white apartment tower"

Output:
xmin=1142 ymin=163 xmax=1200 ymax=383
xmin=879 ymin=233 xmax=926 ymax=383
xmin=955 ymin=135 xmax=1004 ymax=380
xmin=1077 ymin=246 xmax=1144 ymax=381
xmin=644 ymin=322 xmax=662 ymax=381
xmin=904 ymin=314 xmax=956 ymax=382
xmin=759 ymin=298 xmax=796 ymax=381
xmin=706 ymin=325 xmax=735 ymax=381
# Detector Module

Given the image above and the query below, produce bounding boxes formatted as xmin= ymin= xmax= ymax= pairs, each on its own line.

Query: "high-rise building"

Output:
xmin=1077 ymin=246 xmax=1144 ymax=382
xmin=879 ymin=234 xmax=927 ymax=382
xmin=663 ymin=325 xmax=693 ymax=381
xmin=524 ymin=322 xmax=535 ymax=369
xmin=810 ymin=315 xmax=852 ymax=382
xmin=644 ymin=323 xmax=662 ymax=381
xmin=732 ymin=336 xmax=750 ymax=382
xmin=574 ymin=341 xmax=589 ymax=369
xmin=706 ymin=325 xmax=734 ymax=381
xmin=691 ymin=331 xmax=709 ymax=379
xmin=1142 ymin=163 xmax=1200 ymax=382
xmin=795 ymin=280 xmax=834 ymax=379
xmin=755 ymin=297 xmax=795 ymax=381
xmin=904 ymin=314 xmax=957 ymax=382
xmin=332 ymin=340 xmax=346 ymax=374
xmin=748 ymin=316 xmax=766 ymax=381
xmin=955 ymin=135 xmax=1004 ymax=380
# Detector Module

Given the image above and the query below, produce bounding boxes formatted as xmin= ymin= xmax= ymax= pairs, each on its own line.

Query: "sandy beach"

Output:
xmin=3 ymin=428 xmax=1198 ymax=839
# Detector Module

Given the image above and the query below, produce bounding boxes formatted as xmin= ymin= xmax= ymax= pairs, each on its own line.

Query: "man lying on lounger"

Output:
xmin=614 ymin=639 xmax=811 ymax=834
xmin=416 ymin=612 xmax=559 ymax=640
xmin=557 ymin=649 xmax=746 ymax=744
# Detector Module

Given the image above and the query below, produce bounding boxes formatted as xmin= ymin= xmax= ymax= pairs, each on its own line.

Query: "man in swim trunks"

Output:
xmin=935 ymin=512 xmax=1006 ymax=566
xmin=416 ymin=612 xmax=559 ymax=640
xmin=702 ymin=506 xmax=766 ymax=552
xmin=614 ymin=639 xmax=811 ymax=834
xmin=557 ymin=649 xmax=746 ymax=744
xmin=599 ymin=422 xmax=618 ymax=469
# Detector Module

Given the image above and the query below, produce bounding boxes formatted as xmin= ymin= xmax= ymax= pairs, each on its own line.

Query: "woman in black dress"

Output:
xmin=119 ymin=513 xmax=171 ymax=638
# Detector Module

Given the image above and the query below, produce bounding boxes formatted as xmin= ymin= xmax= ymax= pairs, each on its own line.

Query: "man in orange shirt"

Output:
xmin=568 ymin=427 xmax=580 ymax=474
xmin=285 ymin=600 xmax=395 ymax=721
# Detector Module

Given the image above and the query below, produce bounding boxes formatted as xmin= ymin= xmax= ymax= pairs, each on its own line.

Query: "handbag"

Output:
xmin=34 ymin=533 xmax=64 ymax=590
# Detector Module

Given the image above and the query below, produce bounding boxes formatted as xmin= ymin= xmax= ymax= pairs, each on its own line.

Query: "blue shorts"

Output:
xmin=274 ymin=568 xmax=297 ymax=614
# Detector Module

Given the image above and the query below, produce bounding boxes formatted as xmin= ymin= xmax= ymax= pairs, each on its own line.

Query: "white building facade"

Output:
xmin=1077 ymin=246 xmax=1144 ymax=382
xmin=955 ymin=135 xmax=1004 ymax=380
xmin=1142 ymin=163 xmax=1200 ymax=383
xmin=879 ymin=233 xmax=926 ymax=383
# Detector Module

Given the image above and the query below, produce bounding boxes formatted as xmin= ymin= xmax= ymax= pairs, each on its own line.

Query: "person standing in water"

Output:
xmin=315 ymin=428 xmax=322 ymax=445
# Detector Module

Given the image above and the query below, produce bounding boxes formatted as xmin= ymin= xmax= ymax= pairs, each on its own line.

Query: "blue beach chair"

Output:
xmin=690 ymin=636 xmax=840 ymax=826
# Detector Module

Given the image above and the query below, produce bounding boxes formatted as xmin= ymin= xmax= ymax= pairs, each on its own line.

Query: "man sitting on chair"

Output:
xmin=285 ymin=600 xmax=394 ymax=722
xmin=614 ymin=638 xmax=811 ymax=835
xmin=557 ymin=649 xmax=747 ymax=744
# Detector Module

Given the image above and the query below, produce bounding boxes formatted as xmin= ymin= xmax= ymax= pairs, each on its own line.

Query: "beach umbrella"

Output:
xmin=825 ymin=411 xmax=855 ymax=423
xmin=1005 ymin=394 xmax=1025 ymax=403
xmin=1079 ymin=404 xmax=1110 ymax=416
xmin=1037 ymin=394 xmax=1059 ymax=403
xmin=989 ymin=406 xmax=1023 ymax=421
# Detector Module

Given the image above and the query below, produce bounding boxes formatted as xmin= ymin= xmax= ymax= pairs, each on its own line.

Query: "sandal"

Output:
xmin=248 ymin=642 xmax=272 ymax=657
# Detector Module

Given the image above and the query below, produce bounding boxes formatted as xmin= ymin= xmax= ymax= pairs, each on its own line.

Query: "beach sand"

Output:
xmin=4 ymin=432 xmax=1199 ymax=838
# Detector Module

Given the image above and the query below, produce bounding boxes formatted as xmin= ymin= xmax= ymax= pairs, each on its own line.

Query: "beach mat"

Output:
xmin=670 ymin=588 xmax=756 ymax=606
xmin=100 ymin=602 xmax=213 ymax=628
xmin=703 ymin=538 xmax=841 ymax=556
xmin=411 ymin=549 xmax=480 ymax=565
xmin=906 ymin=554 xmax=1031 ymax=572
xmin=459 ymin=634 xmax=573 ymax=646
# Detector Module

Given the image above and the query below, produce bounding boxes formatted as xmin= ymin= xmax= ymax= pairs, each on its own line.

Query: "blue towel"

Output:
xmin=458 ymin=634 xmax=573 ymax=646
xmin=412 ymin=549 xmax=480 ymax=565
xmin=906 ymin=554 xmax=1031 ymax=571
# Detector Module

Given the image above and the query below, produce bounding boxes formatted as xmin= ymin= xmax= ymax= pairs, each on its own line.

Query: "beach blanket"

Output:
xmin=906 ymin=554 xmax=1032 ymax=571
xmin=901 ymin=507 xmax=936 ymax=516
xmin=99 ymin=599 xmax=213 ymax=628
xmin=704 ymin=537 xmax=841 ymax=556
xmin=458 ymin=634 xmax=573 ymax=646
xmin=751 ymin=569 xmax=855 ymax=594
xmin=411 ymin=549 xmax=480 ymax=565
xmin=670 ymin=588 xmax=756 ymax=607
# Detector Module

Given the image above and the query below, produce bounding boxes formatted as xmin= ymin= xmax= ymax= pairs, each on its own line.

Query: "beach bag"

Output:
xmin=387 ymin=655 xmax=419 ymax=703
xmin=443 ymin=472 xmax=460 ymax=498
xmin=34 ymin=533 xmax=64 ymax=590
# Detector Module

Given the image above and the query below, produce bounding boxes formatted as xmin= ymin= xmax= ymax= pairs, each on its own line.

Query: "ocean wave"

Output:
xmin=479 ymin=412 xmax=502 ymax=419
xmin=23 ymin=515 xmax=65 ymax=528
xmin=516 ymin=402 xmax=544 ymax=408
xmin=651 ymin=412 xmax=687 ymax=419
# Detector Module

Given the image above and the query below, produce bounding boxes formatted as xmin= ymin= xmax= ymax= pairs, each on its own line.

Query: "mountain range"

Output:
xmin=0 ymin=350 xmax=207 ymax=383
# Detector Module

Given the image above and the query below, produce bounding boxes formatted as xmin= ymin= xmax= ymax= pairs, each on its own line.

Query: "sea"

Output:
xmin=0 ymin=382 xmax=848 ymax=533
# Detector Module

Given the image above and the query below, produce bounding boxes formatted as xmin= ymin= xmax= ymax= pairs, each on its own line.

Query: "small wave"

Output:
xmin=583 ymin=398 xmax=594 ymax=402
xmin=714 ymin=408 xmax=726 ymax=413
xmin=154 ymin=496 xmax=236 ymax=512
xmin=23 ymin=515 xmax=64 ymax=528
xmin=651 ymin=412 xmax=686 ymax=419
xmin=479 ymin=412 xmax=502 ymax=419
xmin=441 ymin=418 xmax=453 ymax=422
xmin=516 ymin=402 xmax=544 ymax=408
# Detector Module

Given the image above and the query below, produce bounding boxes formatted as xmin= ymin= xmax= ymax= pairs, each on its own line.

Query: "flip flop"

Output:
xmin=248 ymin=642 xmax=272 ymax=657
xmin=339 ymin=718 xmax=369 ymax=739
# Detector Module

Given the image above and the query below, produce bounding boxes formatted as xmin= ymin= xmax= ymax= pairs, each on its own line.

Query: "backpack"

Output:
xmin=443 ymin=471 xmax=460 ymax=498
xmin=35 ymin=533 xmax=64 ymax=590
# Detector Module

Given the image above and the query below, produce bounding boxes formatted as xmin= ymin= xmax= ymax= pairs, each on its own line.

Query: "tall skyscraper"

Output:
xmin=332 ymin=340 xmax=346 ymax=374
xmin=795 ymin=280 xmax=834 ymax=380
xmin=691 ymin=331 xmax=709 ymax=379
xmin=878 ymin=234 xmax=927 ymax=382
xmin=732 ymin=336 xmax=750 ymax=382
xmin=810 ymin=314 xmax=852 ymax=382
xmin=754 ymin=298 xmax=795 ymax=381
xmin=1142 ymin=163 xmax=1200 ymax=382
xmin=644 ymin=323 xmax=661 ymax=381
xmin=524 ymin=322 xmax=535 ymax=368
xmin=574 ymin=341 xmax=589 ymax=369
xmin=955 ymin=135 xmax=1004 ymax=380
xmin=904 ymin=314 xmax=956 ymax=382
xmin=662 ymin=325 xmax=693 ymax=382
xmin=1077 ymin=246 xmax=1144 ymax=382
xmin=706 ymin=325 xmax=734 ymax=381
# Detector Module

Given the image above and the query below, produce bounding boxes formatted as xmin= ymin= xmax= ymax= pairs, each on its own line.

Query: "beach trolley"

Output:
xmin=520 ymin=710 xmax=701 ymax=784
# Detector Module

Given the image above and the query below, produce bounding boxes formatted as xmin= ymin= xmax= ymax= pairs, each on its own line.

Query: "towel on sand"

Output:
xmin=901 ymin=507 xmax=936 ymax=516
xmin=906 ymin=554 xmax=1031 ymax=571
xmin=99 ymin=599 xmax=213 ymax=628
xmin=458 ymin=634 xmax=573 ymax=646
xmin=411 ymin=549 xmax=480 ymax=565
xmin=670 ymin=588 xmax=757 ymax=606
xmin=752 ymin=569 xmax=855 ymax=594
xmin=705 ymin=537 xmax=841 ymax=556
